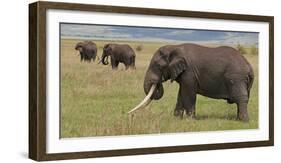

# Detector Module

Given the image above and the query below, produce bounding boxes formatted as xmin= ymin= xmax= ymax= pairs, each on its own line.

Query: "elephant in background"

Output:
xmin=130 ymin=43 xmax=254 ymax=121
xmin=100 ymin=44 xmax=136 ymax=70
xmin=75 ymin=41 xmax=98 ymax=62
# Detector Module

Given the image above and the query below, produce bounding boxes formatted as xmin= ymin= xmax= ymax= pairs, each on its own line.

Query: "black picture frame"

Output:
xmin=29 ymin=1 xmax=274 ymax=161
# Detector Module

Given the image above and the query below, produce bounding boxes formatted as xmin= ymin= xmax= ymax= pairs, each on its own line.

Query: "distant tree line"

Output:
xmin=236 ymin=43 xmax=258 ymax=55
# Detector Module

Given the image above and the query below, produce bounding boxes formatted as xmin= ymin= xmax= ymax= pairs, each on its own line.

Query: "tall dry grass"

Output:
xmin=60 ymin=39 xmax=259 ymax=138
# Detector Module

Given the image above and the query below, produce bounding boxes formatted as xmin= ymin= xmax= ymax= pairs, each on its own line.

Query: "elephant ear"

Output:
xmin=168 ymin=53 xmax=187 ymax=81
xmin=77 ymin=45 xmax=84 ymax=54
xmin=104 ymin=44 xmax=112 ymax=54
xmin=75 ymin=42 xmax=83 ymax=50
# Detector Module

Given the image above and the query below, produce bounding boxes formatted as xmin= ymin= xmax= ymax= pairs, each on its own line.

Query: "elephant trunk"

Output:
xmin=143 ymin=69 xmax=164 ymax=100
xmin=128 ymin=84 xmax=156 ymax=114
xmin=128 ymin=67 xmax=164 ymax=114
xmin=144 ymin=82 xmax=164 ymax=100
xmin=101 ymin=54 xmax=109 ymax=65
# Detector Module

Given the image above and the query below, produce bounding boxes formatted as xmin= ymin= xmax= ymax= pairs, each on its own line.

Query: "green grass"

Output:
xmin=60 ymin=39 xmax=259 ymax=138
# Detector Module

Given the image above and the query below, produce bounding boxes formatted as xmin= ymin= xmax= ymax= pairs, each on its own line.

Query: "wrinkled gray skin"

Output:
xmin=101 ymin=44 xmax=136 ymax=70
xmin=75 ymin=41 xmax=98 ymax=62
xmin=144 ymin=43 xmax=254 ymax=121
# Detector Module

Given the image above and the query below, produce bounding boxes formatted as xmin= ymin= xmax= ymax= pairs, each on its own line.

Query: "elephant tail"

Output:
xmin=247 ymin=71 xmax=254 ymax=98
xmin=131 ymin=55 xmax=136 ymax=69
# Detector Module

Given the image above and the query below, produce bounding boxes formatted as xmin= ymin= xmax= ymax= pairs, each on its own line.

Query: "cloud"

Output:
xmin=165 ymin=30 xmax=194 ymax=36
xmin=61 ymin=24 xmax=108 ymax=36
xmin=61 ymin=24 xmax=133 ymax=38
xmin=61 ymin=23 xmax=258 ymax=45
xmin=218 ymin=32 xmax=258 ymax=45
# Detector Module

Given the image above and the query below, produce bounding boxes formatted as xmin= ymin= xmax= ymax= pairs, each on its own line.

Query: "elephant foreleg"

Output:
xmin=111 ymin=60 xmax=119 ymax=70
xmin=174 ymin=90 xmax=184 ymax=118
xmin=80 ymin=53 xmax=84 ymax=62
xmin=180 ymin=82 xmax=197 ymax=118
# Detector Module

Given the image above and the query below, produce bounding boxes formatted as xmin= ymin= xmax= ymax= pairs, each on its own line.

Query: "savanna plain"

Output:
xmin=60 ymin=39 xmax=258 ymax=138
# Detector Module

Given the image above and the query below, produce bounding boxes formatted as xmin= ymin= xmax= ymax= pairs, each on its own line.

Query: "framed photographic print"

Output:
xmin=29 ymin=1 xmax=274 ymax=161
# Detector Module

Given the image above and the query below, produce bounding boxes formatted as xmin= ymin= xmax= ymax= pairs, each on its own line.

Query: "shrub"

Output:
xmin=236 ymin=43 xmax=247 ymax=55
xmin=250 ymin=45 xmax=258 ymax=55
xmin=136 ymin=45 xmax=143 ymax=51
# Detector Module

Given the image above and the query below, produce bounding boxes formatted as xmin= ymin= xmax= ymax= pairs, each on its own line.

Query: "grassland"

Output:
xmin=60 ymin=39 xmax=258 ymax=138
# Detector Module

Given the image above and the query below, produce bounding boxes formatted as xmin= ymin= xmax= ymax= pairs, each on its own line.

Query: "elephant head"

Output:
xmin=75 ymin=42 xmax=84 ymax=53
xmin=100 ymin=44 xmax=112 ymax=65
xmin=129 ymin=46 xmax=187 ymax=113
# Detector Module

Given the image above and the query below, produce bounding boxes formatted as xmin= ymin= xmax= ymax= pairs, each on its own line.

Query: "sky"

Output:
xmin=61 ymin=23 xmax=258 ymax=45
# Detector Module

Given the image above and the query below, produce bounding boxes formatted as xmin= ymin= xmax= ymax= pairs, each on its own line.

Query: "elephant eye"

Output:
xmin=154 ymin=62 xmax=167 ymax=70
xmin=152 ymin=62 xmax=161 ymax=70
xmin=159 ymin=54 xmax=168 ymax=62
xmin=164 ymin=56 xmax=169 ymax=62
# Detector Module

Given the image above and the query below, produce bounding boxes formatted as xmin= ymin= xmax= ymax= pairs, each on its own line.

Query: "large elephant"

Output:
xmin=129 ymin=43 xmax=254 ymax=121
xmin=100 ymin=44 xmax=136 ymax=70
xmin=75 ymin=41 xmax=98 ymax=62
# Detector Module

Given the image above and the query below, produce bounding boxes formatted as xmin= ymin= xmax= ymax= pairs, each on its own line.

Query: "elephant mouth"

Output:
xmin=128 ymin=84 xmax=157 ymax=114
xmin=161 ymin=71 xmax=170 ymax=82
xmin=99 ymin=55 xmax=109 ymax=65
xmin=128 ymin=72 xmax=165 ymax=114
xmin=128 ymin=81 xmax=164 ymax=114
xmin=144 ymin=81 xmax=164 ymax=100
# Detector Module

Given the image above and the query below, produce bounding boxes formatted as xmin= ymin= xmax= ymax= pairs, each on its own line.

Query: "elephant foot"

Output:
xmin=173 ymin=109 xmax=184 ymax=118
xmin=186 ymin=110 xmax=196 ymax=119
xmin=237 ymin=113 xmax=249 ymax=122
xmin=237 ymin=102 xmax=249 ymax=122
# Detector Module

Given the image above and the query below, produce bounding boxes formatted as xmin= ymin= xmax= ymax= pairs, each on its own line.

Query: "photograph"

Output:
xmin=29 ymin=2 xmax=273 ymax=160
xmin=60 ymin=23 xmax=259 ymax=138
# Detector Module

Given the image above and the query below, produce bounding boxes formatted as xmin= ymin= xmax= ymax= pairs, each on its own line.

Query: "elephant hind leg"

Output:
xmin=226 ymin=98 xmax=235 ymax=104
xmin=237 ymin=102 xmax=249 ymax=122
xmin=94 ymin=55 xmax=99 ymax=62
xmin=130 ymin=56 xmax=136 ymax=69
xmin=225 ymin=75 xmax=250 ymax=121
xmin=92 ymin=55 xmax=96 ymax=62
xmin=125 ymin=65 xmax=129 ymax=70
xmin=231 ymin=96 xmax=249 ymax=121
xmin=129 ymin=64 xmax=136 ymax=70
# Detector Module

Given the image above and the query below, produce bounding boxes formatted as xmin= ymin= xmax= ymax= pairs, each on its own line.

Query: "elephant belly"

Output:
xmin=197 ymin=78 xmax=229 ymax=99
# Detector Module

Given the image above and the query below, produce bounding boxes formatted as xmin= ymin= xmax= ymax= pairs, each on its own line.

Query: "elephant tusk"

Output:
xmin=162 ymin=75 xmax=166 ymax=82
xmin=128 ymin=84 xmax=156 ymax=114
